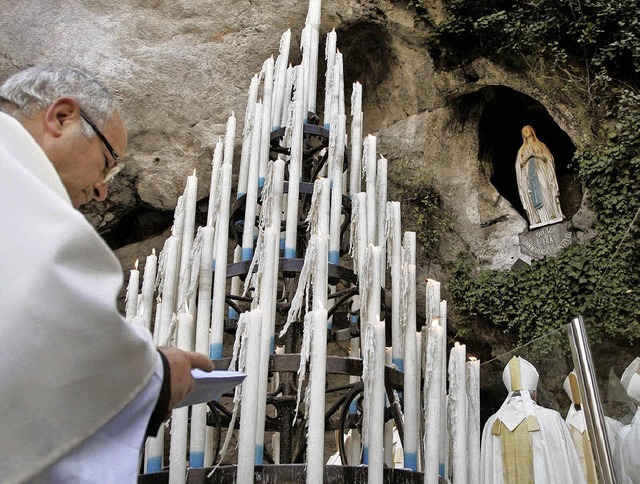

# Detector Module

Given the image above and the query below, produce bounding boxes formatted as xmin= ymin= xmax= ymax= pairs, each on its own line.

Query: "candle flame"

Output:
xmin=134 ymin=259 xmax=139 ymax=270
xmin=454 ymin=341 xmax=460 ymax=347
xmin=469 ymin=356 xmax=477 ymax=362
xmin=431 ymin=316 xmax=440 ymax=328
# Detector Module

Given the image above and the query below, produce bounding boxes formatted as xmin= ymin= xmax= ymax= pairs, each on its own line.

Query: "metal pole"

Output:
xmin=567 ymin=315 xmax=618 ymax=483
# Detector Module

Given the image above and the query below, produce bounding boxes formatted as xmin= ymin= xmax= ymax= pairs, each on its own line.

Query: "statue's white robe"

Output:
xmin=480 ymin=396 xmax=586 ymax=484
xmin=0 ymin=112 xmax=158 ymax=483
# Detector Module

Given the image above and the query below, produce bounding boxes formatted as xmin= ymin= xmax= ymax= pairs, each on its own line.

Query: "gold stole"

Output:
xmin=492 ymin=415 xmax=539 ymax=484
xmin=569 ymin=426 xmax=597 ymax=484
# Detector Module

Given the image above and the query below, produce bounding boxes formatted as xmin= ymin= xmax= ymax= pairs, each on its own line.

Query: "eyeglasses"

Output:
xmin=79 ymin=110 xmax=124 ymax=184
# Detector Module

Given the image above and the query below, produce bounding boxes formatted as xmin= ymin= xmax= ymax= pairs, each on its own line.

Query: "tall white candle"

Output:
xmin=388 ymin=202 xmax=402 ymax=369
xmin=448 ymin=342 xmax=468 ymax=484
xmin=241 ymin=101 xmax=263 ymax=261
xmin=207 ymin=141 xmax=224 ymax=227
xmin=189 ymin=225 xmax=215 ymax=466
xmin=329 ymin=114 xmax=346 ymax=265
xmin=376 ymin=157 xmax=388 ymax=284
xmin=364 ymin=135 xmax=377 ymax=244
xmin=158 ymin=236 xmax=179 ymax=345
xmin=272 ymin=30 xmax=291 ymax=129
xmin=323 ymin=29 xmax=337 ymax=129
xmin=179 ymin=171 xmax=198 ymax=292
xmin=284 ymin=67 xmax=305 ymax=258
xmin=401 ymin=233 xmax=419 ymax=471
xmin=253 ymin=227 xmax=279 ymax=464
xmin=169 ymin=311 xmax=195 ymax=484
xmin=424 ymin=321 xmax=445 ymax=484
xmin=349 ymin=82 xmax=363 ymax=197
xmin=336 ymin=51 xmax=345 ymax=116
xmin=259 ymin=57 xmax=274 ymax=187
xmin=466 ymin=357 xmax=481 ymax=484
xmin=367 ymin=318 xmax=386 ymax=484
xmin=305 ymin=0 xmax=321 ymax=115
xmin=238 ymin=74 xmax=260 ymax=198
xmin=280 ymin=64 xmax=295 ymax=129
xmin=224 ymin=113 xmax=237 ymax=167
xmin=210 ymin=163 xmax=233 ymax=359
xmin=307 ymin=307 xmax=329 ymax=484
xmin=237 ymin=309 xmax=263 ymax=484
xmin=137 ymin=250 xmax=158 ymax=331
xmin=125 ymin=259 xmax=140 ymax=322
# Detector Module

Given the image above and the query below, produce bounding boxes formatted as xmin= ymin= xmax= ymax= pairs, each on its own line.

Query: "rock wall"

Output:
xmin=1 ymin=0 xmax=595 ymax=280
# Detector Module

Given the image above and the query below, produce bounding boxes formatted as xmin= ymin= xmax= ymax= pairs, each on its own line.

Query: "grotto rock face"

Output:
xmin=0 ymin=0 xmax=594 ymax=271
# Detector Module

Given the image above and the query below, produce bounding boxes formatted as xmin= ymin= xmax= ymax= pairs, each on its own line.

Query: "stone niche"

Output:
xmin=477 ymin=85 xmax=582 ymax=224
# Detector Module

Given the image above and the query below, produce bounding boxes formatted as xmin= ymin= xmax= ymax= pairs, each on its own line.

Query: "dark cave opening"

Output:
xmin=476 ymin=86 xmax=582 ymax=222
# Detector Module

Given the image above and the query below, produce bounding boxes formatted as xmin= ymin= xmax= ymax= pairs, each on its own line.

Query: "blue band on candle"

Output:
xmin=146 ymin=456 xmax=162 ymax=473
xmin=211 ymin=259 xmax=216 ymax=271
xmin=189 ymin=451 xmax=205 ymax=468
xmin=349 ymin=400 xmax=358 ymax=414
xmin=228 ymin=307 xmax=239 ymax=320
xmin=272 ymin=124 xmax=280 ymax=131
xmin=255 ymin=445 xmax=264 ymax=464
xmin=323 ymin=122 xmax=330 ymax=130
xmin=270 ymin=335 xmax=275 ymax=354
xmin=258 ymin=177 xmax=265 ymax=188
xmin=329 ymin=250 xmax=340 ymax=265
xmin=284 ymin=247 xmax=296 ymax=259
xmin=439 ymin=463 xmax=445 ymax=477
xmin=242 ymin=248 xmax=253 ymax=261
xmin=237 ymin=192 xmax=246 ymax=199
xmin=280 ymin=237 xmax=285 ymax=250
xmin=404 ymin=452 xmax=418 ymax=471
xmin=350 ymin=314 xmax=358 ymax=323
xmin=209 ymin=342 xmax=223 ymax=360
xmin=363 ymin=447 xmax=369 ymax=465
xmin=392 ymin=358 xmax=404 ymax=372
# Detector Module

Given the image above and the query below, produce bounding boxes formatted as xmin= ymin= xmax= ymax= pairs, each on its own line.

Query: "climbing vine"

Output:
xmin=408 ymin=0 xmax=640 ymax=344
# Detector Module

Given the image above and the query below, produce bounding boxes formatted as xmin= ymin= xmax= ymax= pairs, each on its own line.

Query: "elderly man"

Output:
xmin=0 ymin=65 xmax=213 ymax=483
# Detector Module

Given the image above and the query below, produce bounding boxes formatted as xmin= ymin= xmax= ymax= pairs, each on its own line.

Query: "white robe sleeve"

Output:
xmin=38 ymin=352 xmax=163 ymax=483
xmin=620 ymin=411 xmax=640 ymax=482
xmin=480 ymin=414 xmax=503 ymax=484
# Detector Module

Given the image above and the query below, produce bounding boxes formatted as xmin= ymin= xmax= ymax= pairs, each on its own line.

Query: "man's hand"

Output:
xmin=157 ymin=347 xmax=214 ymax=414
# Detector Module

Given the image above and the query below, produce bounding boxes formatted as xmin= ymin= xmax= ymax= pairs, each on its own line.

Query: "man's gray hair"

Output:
xmin=0 ymin=65 xmax=119 ymax=138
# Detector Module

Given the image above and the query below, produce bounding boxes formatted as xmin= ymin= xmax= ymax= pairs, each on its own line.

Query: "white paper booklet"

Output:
xmin=176 ymin=370 xmax=246 ymax=408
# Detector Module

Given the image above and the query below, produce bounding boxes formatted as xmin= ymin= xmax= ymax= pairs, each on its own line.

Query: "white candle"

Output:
xmin=388 ymin=202 xmax=402 ymax=369
xmin=189 ymin=225 xmax=214 ymax=465
xmin=376 ymin=157 xmax=388 ymax=283
xmin=337 ymin=51 xmax=345 ymax=116
xmin=364 ymin=135 xmax=377 ymax=244
xmin=238 ymin=74 xmax=260 ymax=198
xmin=305 ymin=0 xmax=321 ymax=115
xmin=253 ymin=227 xmax=279 ymax=464
xmin=241 ymin=101 xmax=263 ymax=261
xmin=323 ymin=29 xmax=337 ymax=129
xmin=158 ymin=236 xmax=179 ymax=345
xmin=448 ymin=342 xmax=468 ymax=484
xmin=284 ymin=67 xmax=305 ymax=258
xmin=272 ymin=30 xmax=291 ymax=129
xmin=280 ymin=65 xmax=295 ymax=129
xmin=367 ymin=318 xmax=386 ymax=484
xmin=169 ymin=311 xmax=195 ymax=484
xmin=329 ymin=114 xmax=346 ymax=265
xmin=125 ymin=259 xmax=140 ymax=322
xmin=349 ymin=82 xmax=363 ymax=197
xmin=401 ymin=234 xmax=419 ymax=471
xmin=137 ymin=250 xmax=158 ymax=331
xmin=180 ymin=171 xmax=198 ymax=288
xmin=467 ymin=357 xmax=481 ymax=484
xmin=426 ymin=278 xmax=441 ymax=326
xmin=237 ymin=309 xmax=263 ymax=484
xmin=366 ymin=245 xmax=382 ymax=332
xmin=307 ymin=307 xmax=329 ymax=484
xmin=207 ymin=141 xmax=224 ymax=227
xmin=223 ymin=112 xmax=237 ymax=167
xmin=210 ymin=163 xmax=233 ymax=359
xmin=424 ymin=321 xmax=445 ymax=484
xmin=259 ymin=57 xmax=274 ymax=187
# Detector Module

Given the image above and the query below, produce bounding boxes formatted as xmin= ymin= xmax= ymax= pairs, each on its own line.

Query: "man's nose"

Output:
xmin=93 ymin=180 xmax=109 ymax=202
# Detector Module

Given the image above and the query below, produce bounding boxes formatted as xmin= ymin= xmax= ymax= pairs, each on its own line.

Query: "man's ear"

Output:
xmin=43 ymin=97 xmax=80 ymax=138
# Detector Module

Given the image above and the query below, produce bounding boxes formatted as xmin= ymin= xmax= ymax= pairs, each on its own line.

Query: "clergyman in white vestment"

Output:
xmin=480 ymin=356 xmax=586 ymax=484
xmin=613 ymin=357 xmax=640 ymax=483
xmin=0 ymin=65 xmax=213 ymax=483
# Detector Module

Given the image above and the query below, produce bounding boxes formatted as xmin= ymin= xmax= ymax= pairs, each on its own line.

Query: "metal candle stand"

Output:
xmin=140 ymin=120 xmax=422 ymax=483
